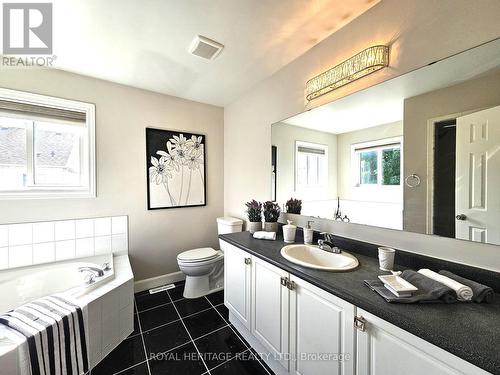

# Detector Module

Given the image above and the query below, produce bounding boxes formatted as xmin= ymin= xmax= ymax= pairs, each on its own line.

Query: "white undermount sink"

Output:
xmin=280 ymin=244 xmax=359 ymax=271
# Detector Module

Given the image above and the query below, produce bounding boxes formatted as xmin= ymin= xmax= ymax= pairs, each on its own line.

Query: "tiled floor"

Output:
xmin=90 ymin=282 xmax=274 ymax=375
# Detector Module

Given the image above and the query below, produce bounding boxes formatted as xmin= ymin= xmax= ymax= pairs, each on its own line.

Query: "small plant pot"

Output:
xmin=248 ymin=221 xmax=262 ymax=234
xmin=264 ymin=222 xmax=278 ymax=233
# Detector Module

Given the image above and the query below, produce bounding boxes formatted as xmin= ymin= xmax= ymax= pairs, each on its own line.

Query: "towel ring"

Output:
xmin=405 ymin=174 xmax=421 ymax=188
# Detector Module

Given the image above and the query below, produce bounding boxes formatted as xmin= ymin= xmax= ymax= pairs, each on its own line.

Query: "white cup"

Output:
xmin=378 ymin=247 xmax=396 ymax=271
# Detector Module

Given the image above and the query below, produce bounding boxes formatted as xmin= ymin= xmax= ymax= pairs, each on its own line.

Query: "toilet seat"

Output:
xmin=177 ymin=247 xmax=219 ymax=263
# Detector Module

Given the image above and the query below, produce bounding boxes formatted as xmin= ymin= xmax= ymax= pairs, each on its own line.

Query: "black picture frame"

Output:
xmin=146 ymin=127 xmax=207 ymax=210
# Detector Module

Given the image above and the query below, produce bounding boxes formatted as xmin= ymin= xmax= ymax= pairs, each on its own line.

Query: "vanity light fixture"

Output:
xmin=305 ymin=45 xmax=389 ymax=101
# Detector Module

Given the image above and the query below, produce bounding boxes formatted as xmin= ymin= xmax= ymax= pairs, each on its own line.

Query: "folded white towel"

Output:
xmin=418 ymin=269 xmax=473 ymax=301
xmin=253 ymin=231 xmax=276 ymax=240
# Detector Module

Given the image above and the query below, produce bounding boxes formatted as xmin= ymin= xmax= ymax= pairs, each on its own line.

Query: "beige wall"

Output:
xmin=224 ymin=0 xmax=500 ymax=269
xmin=271 ymin=123 xmax=337 ymax=204
xmin=0 ymin=69 xmax=224 ymax=281
xmin=403 ymin=68 xmax=500 ymax=233
xmin=337 ymin=121 xmax=402 ymax=200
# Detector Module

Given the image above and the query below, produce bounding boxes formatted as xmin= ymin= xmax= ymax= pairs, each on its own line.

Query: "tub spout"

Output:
xmin=78 ymin=266 xmax=104 ymax=277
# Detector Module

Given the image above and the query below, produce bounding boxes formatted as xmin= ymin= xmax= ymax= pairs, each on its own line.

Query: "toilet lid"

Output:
xmin=177 ymin=247 xmax=219 ymax=262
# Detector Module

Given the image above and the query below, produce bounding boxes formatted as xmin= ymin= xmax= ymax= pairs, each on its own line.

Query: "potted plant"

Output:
xmin=263 ymin=201 xmax=281 ymax=232
xmin=285 ymin=198 xmax=302 ymax=214
xmin=245 ymin=200 xmax=262 ymax=234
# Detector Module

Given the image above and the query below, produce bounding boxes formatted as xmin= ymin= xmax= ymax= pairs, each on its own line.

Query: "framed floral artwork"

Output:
xmin=146 ymin=128 xmax=206 ymax=209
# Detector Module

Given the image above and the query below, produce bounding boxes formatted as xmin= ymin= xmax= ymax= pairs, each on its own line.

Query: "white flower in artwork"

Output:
xmin=168 ymin=134 xmax=189 ymax=151
xmin=166 ymin=140 xmax=189 ymax=165
xmin=186 ymin=148 xmax=203 ymax=171
xmin=186 ymin=135 xmax=203 ymax=152
xmin=156 ymin=150 xmax=180 ymax=171
xmin=149 ymin=156 xmax=172 ymax=184
xmin=149 ymin=156 xmax=177 ymax=206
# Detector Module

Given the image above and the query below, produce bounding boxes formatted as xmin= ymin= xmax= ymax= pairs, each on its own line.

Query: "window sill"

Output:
xmin=0 ymin=189 xmax=96 ymax=200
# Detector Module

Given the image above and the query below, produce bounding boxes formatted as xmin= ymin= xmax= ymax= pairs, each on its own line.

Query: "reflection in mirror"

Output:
xmin=272 ymin=38 xmax=500 ymax=245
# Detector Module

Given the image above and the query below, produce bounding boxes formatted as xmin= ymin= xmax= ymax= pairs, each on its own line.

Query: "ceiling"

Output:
xmin=50 ymin=0 xmax=380 ymax=106
xmin=283 ymin=38 xmax=500 ymax=134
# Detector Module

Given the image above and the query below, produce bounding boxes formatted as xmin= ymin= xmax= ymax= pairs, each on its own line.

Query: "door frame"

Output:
xmin=425 ymin=109 xmax=481 ymax=235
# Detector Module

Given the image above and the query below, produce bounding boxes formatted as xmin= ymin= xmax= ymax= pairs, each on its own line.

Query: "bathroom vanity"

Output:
xmin=220 ymin=232 xmax=500 ymax=375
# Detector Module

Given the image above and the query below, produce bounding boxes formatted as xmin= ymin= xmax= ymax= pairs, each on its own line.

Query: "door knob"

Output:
xmin=456 ymin=214 xmax=467 ymax=221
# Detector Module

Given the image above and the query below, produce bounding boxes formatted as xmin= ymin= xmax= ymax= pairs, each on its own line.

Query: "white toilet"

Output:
xmin=177 ymin=217 xmax=243 ymax=298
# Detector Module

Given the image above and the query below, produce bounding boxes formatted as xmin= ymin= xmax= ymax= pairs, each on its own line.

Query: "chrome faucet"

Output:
xmin=78 ymin=266 xmax=104 ymax=277
xmin=318 ymin=232 xmax=341 ymax=254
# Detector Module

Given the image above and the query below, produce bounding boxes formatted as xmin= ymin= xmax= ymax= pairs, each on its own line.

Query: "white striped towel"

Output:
xmin=0 ymin=294 xmax=89 ymax=375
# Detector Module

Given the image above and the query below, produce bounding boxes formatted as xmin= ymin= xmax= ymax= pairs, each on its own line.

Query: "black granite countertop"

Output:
xmin=220 ymin=231 xmax=500 ymax=374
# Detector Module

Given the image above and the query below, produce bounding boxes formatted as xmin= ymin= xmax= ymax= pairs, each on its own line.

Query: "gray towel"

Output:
xmin=438 ymin=270 xmax=495 ymax=303
xmin=364 ymin=270 xmax=456 ymax=303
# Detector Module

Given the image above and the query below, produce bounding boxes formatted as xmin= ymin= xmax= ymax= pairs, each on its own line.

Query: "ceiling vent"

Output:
xmin=188 ymin=35 xmax=224 ymax=61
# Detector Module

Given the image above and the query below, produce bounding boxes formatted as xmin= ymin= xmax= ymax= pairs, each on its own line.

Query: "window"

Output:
xmin=354 ymin=138 xmax=401 ymax=187
xmin=295 ymin=141 xmax=327 ymax=191
xmin=0 ymin=88 xmax=95 ymax=198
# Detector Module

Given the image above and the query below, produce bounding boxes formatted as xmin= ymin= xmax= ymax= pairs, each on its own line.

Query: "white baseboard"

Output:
xmin=134 ymin=271 xmax=185 ymax=293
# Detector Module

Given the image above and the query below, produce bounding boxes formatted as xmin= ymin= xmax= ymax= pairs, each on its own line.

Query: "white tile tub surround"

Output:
xmin=77 ymin=254 xmax=134 ymax=368
xmin=0 ymin=226 xmax=7 ymax=248
xmin=0 ymin=215 xmax=129 ymax=270
xmin=76 ymin=219 xmax=94 ymax=238
xmin=0 ymin=247 xmax=7 ymax=270
xmin=8 ymin=224 xmax=32 ymax=246
xmin=33 ymin=222 xmax=55 ymax=243
xmin=33 ymin=242 xmax=55 ymax=264
xmin=8 ymin=245 xmax=32 ymax=268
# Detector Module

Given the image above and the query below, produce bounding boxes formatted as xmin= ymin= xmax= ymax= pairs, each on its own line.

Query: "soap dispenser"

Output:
xmin=303 ymin=220 xmax=314 ymax=244
xmin=283 ymin=220 xmax=297 ymax=243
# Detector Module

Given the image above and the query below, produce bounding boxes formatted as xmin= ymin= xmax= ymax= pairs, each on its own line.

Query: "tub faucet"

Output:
xmin=78 ymin=266 xmax=104 ymax=277
xmin=318 ymin=232 xmax=341 ymax=254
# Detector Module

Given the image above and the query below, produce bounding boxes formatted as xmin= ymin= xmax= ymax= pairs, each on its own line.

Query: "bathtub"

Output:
xmin=0 ymin=254 xmax=114 ymax=314
xmin=0 ymin=253 xmax=134 ymax=374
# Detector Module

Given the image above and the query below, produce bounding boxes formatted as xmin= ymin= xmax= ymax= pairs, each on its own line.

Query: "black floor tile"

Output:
xmin=128 ymin=314 xmax=140 ymax=338
xmin=135 ymin=290 xmax=171 ymax=312
xmin=115 ymin=362 xmax=149 ymax=375
xmin=215 ymin=304 xmax=229 ymax=321
xmin=143 ymin=320 xmax=191 ymax=356
xmin=211 ymin=351 xmax=269 ymax=375
xmin=91 ymin=335 xmax=145 ymax=375
xmin=206 ymin=290 xmax=224 ymax=306
xmin=183 ymin=308 xmax=227 ymax=339
xmin=174 ymin=297 xmax=211 ymax=317
xmin=249 ymin=347 xmax=274 ymax=374
xmin=167 ymin=282 xmax=185 ymax=301
xmin=195 ymin=326 xmax=247 ymax=369
xmin=149 ymin=342 xmax=206 ymax=375
xmin=139 ymin=302 xmax=179 ymax=331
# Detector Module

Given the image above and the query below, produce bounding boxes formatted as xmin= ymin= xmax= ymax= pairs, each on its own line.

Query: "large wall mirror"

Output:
xmin=272 ymin=38 xmax=500 ymax=246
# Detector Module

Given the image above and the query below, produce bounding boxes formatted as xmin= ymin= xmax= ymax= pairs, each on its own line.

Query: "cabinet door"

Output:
xmin=251 ymin=256 xmax=290 ymax=370
xmin=356 ymin=308 xmax=489 ymax=375
xmin=289 ymin=275 xmax=355 ymax=375
xmin=222 ymin=241 xmax=252 ymax=329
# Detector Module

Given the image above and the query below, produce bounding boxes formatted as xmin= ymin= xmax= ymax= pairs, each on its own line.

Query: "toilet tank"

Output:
xmin=217 ymin=217 xmax=243 ymax=235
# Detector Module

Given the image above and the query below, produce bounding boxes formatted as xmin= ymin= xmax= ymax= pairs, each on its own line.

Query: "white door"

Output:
xmin=222 ymin=241 xmax=252 ymax=329
xmin=456 ymin=106 xmax=500 ymax=245
xmin=356 ymin=308 xmax=489 ymax=375
xmin=251 ymin=257 xmax=290 ymax=371
xmin=289 ymin=275 xmax=355 ymax=375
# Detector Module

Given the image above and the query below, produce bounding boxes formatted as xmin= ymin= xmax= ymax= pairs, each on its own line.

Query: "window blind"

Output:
xmin=354 ymin=142 xmax=400 ymax=152
xmin=297 ymin=145 xmax=325 ymax=155
xmin=0 ymin=99 xmax=86 ymax=123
